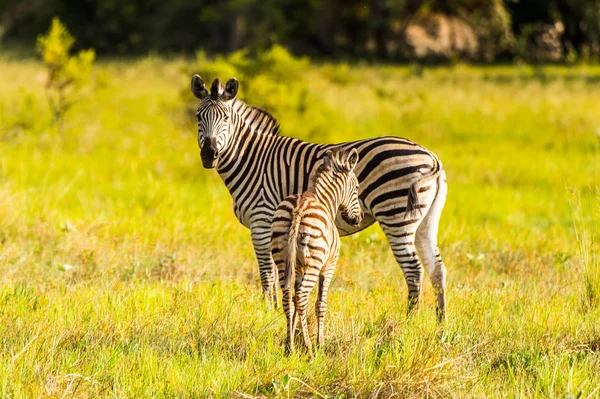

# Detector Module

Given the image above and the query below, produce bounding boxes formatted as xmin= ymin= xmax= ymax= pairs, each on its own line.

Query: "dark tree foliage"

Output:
xmin=507 ymin=0 xmax=600 ymax=61
xmin=1 ymin=0 xmax=599 ymax=62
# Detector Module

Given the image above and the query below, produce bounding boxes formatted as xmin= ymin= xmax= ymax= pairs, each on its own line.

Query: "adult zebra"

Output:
xmin=191 ymin=75 xmax=448 ymax=321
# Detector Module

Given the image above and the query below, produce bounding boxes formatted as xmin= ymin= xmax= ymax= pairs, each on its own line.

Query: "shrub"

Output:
xmin=186 ymin=46 xmax=349 ymax=142
xmin=0 ymin=89 xmax=48 ymax=140
xmin=36 ymin=18 xmax=95 ymax=128
xmin=188 ymin=45 xmax=309 ymax=113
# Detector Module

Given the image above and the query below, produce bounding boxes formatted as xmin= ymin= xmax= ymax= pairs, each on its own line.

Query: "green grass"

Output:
xmin=1 ymin=55 xmax=599 ymax=397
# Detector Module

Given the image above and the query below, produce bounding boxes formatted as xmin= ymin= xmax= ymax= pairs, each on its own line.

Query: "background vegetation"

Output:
xmin=2 ymin=0 xmax=600 ymax=63
xmin=1 ymin=28 xmax=599 ymax=395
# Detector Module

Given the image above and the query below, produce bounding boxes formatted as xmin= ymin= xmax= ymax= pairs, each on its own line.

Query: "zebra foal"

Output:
xmin=271 ymin=148 xmax=363 ymax=355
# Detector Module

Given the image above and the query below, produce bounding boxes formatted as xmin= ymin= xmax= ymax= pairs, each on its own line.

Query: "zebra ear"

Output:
xmin=346 ymin=148 xmax=359 ymax=171
xmin=223 ymin=78 xmax=239 ymax=101
xmin=191 ymin=75 xmax=209 ymax=99
xmin=323 ymin=150 xmax=333 ymax=170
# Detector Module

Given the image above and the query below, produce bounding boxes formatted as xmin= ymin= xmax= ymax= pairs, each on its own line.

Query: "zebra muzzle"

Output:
xmin=201 ymin=139 xmax=218 ymax=169
xmin=345 ymin=210 xmax=364 ymax=226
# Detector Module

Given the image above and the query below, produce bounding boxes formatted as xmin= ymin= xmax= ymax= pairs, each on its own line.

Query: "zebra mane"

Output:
xmin=233 ymin=100 xmax=281 ymax=136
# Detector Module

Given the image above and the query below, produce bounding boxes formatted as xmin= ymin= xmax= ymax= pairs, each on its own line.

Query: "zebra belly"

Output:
xmin=232 ymin=189 xmax=269 ymax=229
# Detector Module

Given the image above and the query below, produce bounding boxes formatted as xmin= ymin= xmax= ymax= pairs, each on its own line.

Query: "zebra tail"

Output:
xmin=405 ymin=163 xmax=443 ymax=218
xmin=284 ymin=208 xmax=303 ymax=292
xmin=405 ymin=182 xmax=420 ymax=216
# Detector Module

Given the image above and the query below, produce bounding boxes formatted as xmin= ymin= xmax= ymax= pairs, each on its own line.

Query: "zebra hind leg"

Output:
xmin=416 ymin=172 xmax=448 ymax=323
xmin=400 ymin=243 xmax=424 ymax=316
xmin=272 ymin=231 xmax=293 ymax=352
xmin=382 ymin=225 xmax=424 ymax=317
xmin=415 ymin=232 xmax=447 ymax=323
xmin=316 ymin=259 xmax=336 ymax=348
xmin=282 ymin=289 xmax=296 ymax=354
xmin=295 ymin=289 xmax=313 ymax=358
xmin=295 ymin=271 xmax=320 ymax=358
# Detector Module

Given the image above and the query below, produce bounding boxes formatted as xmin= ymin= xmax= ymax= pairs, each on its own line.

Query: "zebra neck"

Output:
xmin=216 ymin=124 xmax=270 ymax=179
xmin=216 ymin=100 xmax=281 ymax=179
xmin=231 ymin=100 xmax=280 ymax=136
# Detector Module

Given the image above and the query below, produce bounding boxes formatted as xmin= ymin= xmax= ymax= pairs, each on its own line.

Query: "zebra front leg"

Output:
xmin=251 ymin=223 xmax=278 ymax=307
xmin=272 ymin=262 xmax=280 ymax=307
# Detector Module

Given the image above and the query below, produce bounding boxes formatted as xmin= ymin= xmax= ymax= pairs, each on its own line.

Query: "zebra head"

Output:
xmin=191 ymin=74 xmax=239 ymax=169
xmin=323 ymin=148 xmax=364 ymax=226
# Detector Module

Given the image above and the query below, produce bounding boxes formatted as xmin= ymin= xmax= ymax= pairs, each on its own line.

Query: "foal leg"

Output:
xmin=283 ymin=289 xmax=296 ymax=354
xmin=316 ymin=257 xmax=337 ymax=347
xmin=295 ymin=265 xmax=320 ymax=357
xmin=272 ymin=230 xmax=293 ymax=352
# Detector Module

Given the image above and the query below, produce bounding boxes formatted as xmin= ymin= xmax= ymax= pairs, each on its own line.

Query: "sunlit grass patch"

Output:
xmin=1 ymin=56 xmax=600 ymax=397
xmin=569 ymin=189 xmax=600 ymax=311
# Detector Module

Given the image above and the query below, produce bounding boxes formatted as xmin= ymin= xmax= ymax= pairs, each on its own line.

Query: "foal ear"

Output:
xmin=223 ymin=78 xmax=239 ymax=101
xmin=191 ymin=75 xmax=209 ymax=99
xmin=346 ymin=148 xmax=359 ymax=171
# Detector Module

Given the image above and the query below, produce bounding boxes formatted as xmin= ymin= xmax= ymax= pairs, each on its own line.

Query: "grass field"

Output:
xmin=1 ymin=52 xmax=599 ymax=397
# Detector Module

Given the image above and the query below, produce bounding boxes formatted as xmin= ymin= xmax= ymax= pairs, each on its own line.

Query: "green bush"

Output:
xmin=189 ymin=45 xmax=309 ymax=113
xmin=0 ymin=89 xmax=47 ymax=140
xmin=36 ymin=18 xmax=95 ymax=128
xmin=186 ymin=45 xmax=344 ymax=142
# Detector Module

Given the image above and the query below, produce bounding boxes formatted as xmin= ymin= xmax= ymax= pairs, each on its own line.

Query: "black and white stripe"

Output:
xmin=191 ymin=75 xmax=448 ymax=321
xmin=271 ymin=148 xmax=362 ymax=355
